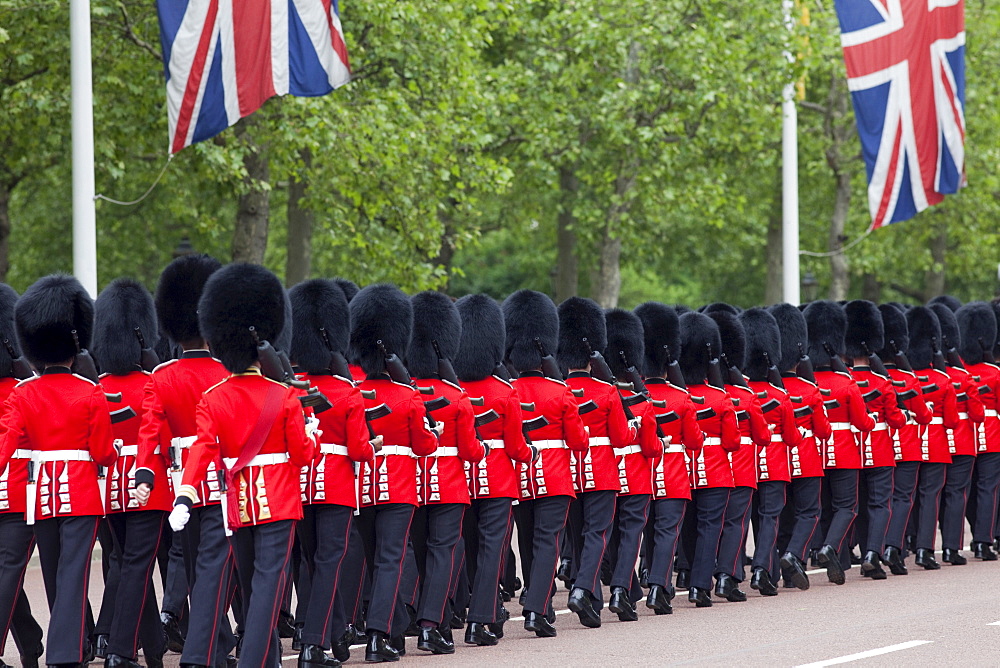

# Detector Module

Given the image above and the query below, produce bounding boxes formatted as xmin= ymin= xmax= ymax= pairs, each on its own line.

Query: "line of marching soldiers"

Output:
xmin=0 ymin=256 xmax=999 ymax=668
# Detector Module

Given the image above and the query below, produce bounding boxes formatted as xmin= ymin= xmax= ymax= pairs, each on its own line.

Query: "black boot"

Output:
xmin=523 ymin=611 xmax=557 ymax=638
xmin=646 ymin=584 xmax=672 ymax=615
xmin=860 ymin=551 xmax=887 ymax=580
xmin=883 ymin=545 xmax=908 ymax=575
xmin=687 ymin=586 xmax=712 ymax=607
xmin=817 ymin=544 xmax=846 ymax=585
xmin=278 ymin=611 xmax=297 ymax=638
xmin=488 ymin=606 xmax=509 ymax=639
xmin=714 ymin=573 xmax=747 ymax=601
xmin=914 ymin=547 xmax=941 ymax=570
xmin=973 ymin=541 xmax=998 ymax=561
xmin=750 ymin=568 xmax=779 ymax=596
xmin=145 ymin=654 xmax=165 ymax=668
xmin=331 ymin=635 xmax=351 ymax=663
xmin=94 ymin=635 xmax=110 ymax=660
xmin=20 ymin=640 xmax=44 ymax=668
xmin=161 ymin=611 xmax=185 ymax=654
xmin=364 ymin=631 xmax=399 ymax=663
xmin=298 ymin=644 xmax=341 ymax=668
xmin=942 ymin=548 xmax=967 ymax=565
xmin=464 ymin=622 xmax=498 ymax=646
xmin=639 ymin=567 xmax=650 ymax=589
xmin=292 ymin=622 xmax=305 ymax=652
xmin=416 ymin=626 xmax=454 ymax=655
xmin=567 ymin=587 xmax=602 ymax=628
xmin=556 ymin=558 xmax=572 ymax=586
xmin=608 ymin=586 xmax=638 ymax=621
xmin=779 ymin=552 xmax=810 ymax=590
xmin=389 ymin=635 xmax=405 ymax=657
xmin=104 ymin=655 xmax=140 ymax=668
xmin=675 ymin=569 xmax=690 ymax=589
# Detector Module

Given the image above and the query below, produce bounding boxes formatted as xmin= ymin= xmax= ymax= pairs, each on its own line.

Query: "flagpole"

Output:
xmin=781 ymin=0 xmax=800 ymax=305
xmin=71 ymin=0 xmax=98 ymax=297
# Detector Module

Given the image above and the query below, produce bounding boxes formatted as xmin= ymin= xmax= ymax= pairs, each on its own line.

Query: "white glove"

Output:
xmin=168 ymin=504 xmax=190 ymax=532
xmin=628 ymin=417 xmax=643 ymax=433
xmin=431 ymin=421 xmax=445 ymax=437
xmin=305 ymin=415 xmax=322 ymax=441
xmin=134 ymin=482 xmax=151 ymax=507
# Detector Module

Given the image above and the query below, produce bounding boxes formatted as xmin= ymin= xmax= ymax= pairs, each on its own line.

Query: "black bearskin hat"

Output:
xmin=928 ymin=295 xmax=962 ymax=312
xmin=844 ymin=300 xmax=884 ymax=360
xmin=740 ymin=308 xmax=780 ymax=382
xmin=198 ymin=263 xmax=285 ymax=374
xmin=93 ymin=278 xmax=158 ymax=376
xmin=273 ymin=290 xmax=293 ymax=354
xmin=155 ymin=254 xmax=222 ymax=346
xmin=956 ymin=301 xmax=996 ymax=365
xmin=604 ymin=308 xmax=644 ymax=379
xmin=877 ymin=303 xmax=909 ymax=360
xmin=804 ymin=300 xmax=847 ymax=367
xmin=634 ymin=301 xmax=679 ymax=378
xmin=349 ymin=283 xmax=412 ymax=377
xmin=769 ymin=303 xmax=808 ymax=373
xmin=674 ymin=305 xmax=692 ymax=316
xmin=557 ymin=297 xmax=606 ymax=372
xmin=929 ymin=302 xmax=961 ymax=351
xmin=408 ymin=291 xmax=461 ymax=379
xmin=502 ymin=290 xmax=559 ymax=373
xmin=905 ymin=306 xmax=941 ymax=370
xmin=15 ymin=275 xmax=94 ymax=368
xmin=702 ymin=302 xmax=741 ymax=316
xmin=0 ymin=284 xmax=19 ymax=379
xmin=289 ymin=279 xmax=350 ymax=374
xmin=679 ymin=312 xmax=720 ymax=386
xmin=333 ymin=278 xmax=360 ymax=303
xmin=454 ymin=294 xmax=505 ymax=382
xmin=706 ymin=310 xmax=746 ymax=369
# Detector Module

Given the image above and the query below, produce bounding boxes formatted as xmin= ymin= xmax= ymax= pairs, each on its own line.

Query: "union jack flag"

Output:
xmin=157 ymin=0 xmax=351 ymax=154
xmin=834 ymin=0 xmax=965 ymax=230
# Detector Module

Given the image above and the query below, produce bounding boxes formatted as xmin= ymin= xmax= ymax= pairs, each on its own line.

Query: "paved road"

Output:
xmin=4 ymin=545 xmax=1000 ymax=667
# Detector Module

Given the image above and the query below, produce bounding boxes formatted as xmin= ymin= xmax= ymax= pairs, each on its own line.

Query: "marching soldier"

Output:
xmin=557 ymin=297 xmax=633 ymax=628
xmin=502 ymin=290 xmax=588 ymax=637
xmin=0 ymin=275 xmax=117 ymax=667
xmin=92 ymin=279 xmax=168 ymax=668
xmin=288 ymin=279 xmax=375 ymax=667
xmin=804 ymin=301 xmax=875 ymax=584
xmin=349 ymin=284 xmax=439 ymax=662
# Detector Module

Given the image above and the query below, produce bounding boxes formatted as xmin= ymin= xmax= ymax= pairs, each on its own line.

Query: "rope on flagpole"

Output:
xmin=798 ymin=227 xmax=874 ymax=257
xmin=94 ymin=154 xmax=174 ymax=206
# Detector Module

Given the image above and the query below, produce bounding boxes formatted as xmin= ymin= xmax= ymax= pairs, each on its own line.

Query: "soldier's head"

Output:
xmin=844 ymin=300 xmax=884 ymax=364
xmin=803 ymin=300 xmax=847 ymax=368
xmin=769 ymin=303 xmax=808 ymax=373
xmin=93 ymin=278 xmax=159 ymax=375
xmin=678 ymin=312 xmax=721 ymax=386
xmin=454 ymin=294 xmax=506 ymax=383
xmin=15 ymin=274 xmax=94 ymax=369
xmin=739 ymin=308 xmax=781 ymax=383
xmin=502 ymin=290 xmax=558 ymax=374
xmin=408 ymin=291 xmax=461 ymax=380
xmin=155 ymin=254 xmax=222 ymax=350
xmin=557 ymin=297 xmax=606 ymax=374
xmin=634 ymin=301 xmax=680 ymax=379
xmin=289 ymin=278 xmax=350 ymax=375
xmin=349 ymin=283 xmax=412 ymax=378
xmin=955 ymin=301 xmax=997 ymax=366
xmin=604 ymin=308 xmax=644 ymax=380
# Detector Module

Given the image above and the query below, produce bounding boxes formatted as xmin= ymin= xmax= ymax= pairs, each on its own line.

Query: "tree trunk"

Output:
xmin=828 ymin=169 xmax=851 ymax=300
xmin=285 ymin=149 xmax=313 ymax=287
xmin=590 ymin=231 xmax=622 ymax=308
xmin=0 ymin=183 xmax=10 ymax=282
xmin=555 ymin=166 xmax=579 ymax=301
xmin=434 ymin=198 xmax=458 ymax=293
xmin=861 ymin=272 xmax=881 ymax=302
xmin=925 ymin=223 xmax=947 ymax=298
xmin=231 ymin=120 xmax=271 ymax=264
xmin=764 ymin=158 xmax=783 ymax=304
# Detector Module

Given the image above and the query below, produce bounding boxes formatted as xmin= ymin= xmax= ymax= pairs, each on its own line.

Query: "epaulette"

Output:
xmin=203 ymin=377 xmax=232 ymax=395
xmin=14 ymin=375 xmax=40 ymax=387
xmin=152 ymin=358 xmax=179 ymax=373
xmin=589 ymin=377 xmax=613 ymax=387
xmin=441 ymin=379 xmax=464 ymax=393
xmin=491 ymin=375 xmax=513 ymax=388
xmin=542 ymin=376 xmax=568 ymax=387
xmin=71 ymin=373 xmax=99 ymax=386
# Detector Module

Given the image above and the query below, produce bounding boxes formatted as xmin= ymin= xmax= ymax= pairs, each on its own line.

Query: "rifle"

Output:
xmin=796 ymin=342 xmax=816 ymax=384
xmin=319 ymin=327 xmax=353 ymax=380
xmin=534 ymin=338 xmax=563 ymax=381
xmin=719 ymin=352 xmax=748 ymax=388
xmin=376 ymin=339 xmax=446 ymax=429
xmin=432 ymin=339 xmax=461 ymax=385
xmin=942 ymin=335 xmax=965 ymax=369
xmin=664 ymin=345 xmax=687 ymax=390
xmin=364 ymin=403 xmax=392 ymax=439
xmin=763 ymin=351 xmax=785 ymax=390
xmin=3 ymin=338 xmax=33 ymax=380
xmin=68 ymin=329 xmax=125 ymax=405
xmin=889 ymin=339 xmax=914 ymax=372
xmin=980 ymin=337 xmax=997 ymax=365
xmin=822 ymin=342 xmax=851 ymax=374
xmin=251 ymin=327 xmax=332 ymax=413
xmin=930 ymin=337 xmax=947 ymax=372
xmin=133 ymin=328 xmax=161 ymax=372
xmin=862 ymin=341 xmax=889 ymax=378
xmin=706 ymin=343 xmax=725 ymax=390
xmin=619 ymin=351 xmax=649 ymax=397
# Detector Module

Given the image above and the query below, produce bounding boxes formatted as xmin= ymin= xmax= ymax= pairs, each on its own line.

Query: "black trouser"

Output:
xmin=566 ymin=489 xmax=617 ymax=609
xmin=34 ymin=515 xmax=100 ymax=664
xmin=915 ymin=462 xmax=946 ymax=550
xmin=857 ymin=467 xmax=893 ymax=555
xmin=822 ymin=469 xmax=859 ymax=569
xmin=716 ymin=486 xmax=752 ymax=582
xmin=940 ymin=454 xmax=975 ymax=550
xmin=0 ymin=513 xmax=41 ymax=656
xmin=410 ymin=503 xmax=465 ymax=626
xmin=105 ymin=511 xmax=167 ymax=660
xmin=967 ymin=452 xmax=1000 ymax=543
xmin=464 ymin=497 xmax=513 ymax=624
xmin=232 ymin=519 xmax=296 ymax=668
xmin=886 ymin=462 xmax=919 ymax=552
xmin=752 ymin=481 xmax=786 ymax=580
xmin=610 ymin=494 xmax=650 ymax=599
xmin=179 ymin=504 xmax=236 ymax=667
xmin=689 ymin=487 xmax=730 ymax=591
xmin=779 ymin=477 xmax=821 ymax=561
xmin=514 ymin=495 xmax=572 ymax=615
xmin=645 ymin=498 xmax=685 ymax=588
xmin=336 ymin=520 xmax=368 ymax=632
xmin=297 ymin=504 xmax=354 ymax=648
xmin=161 ymin=528 xmax=189 ymax=623
xmin=357 ymin=503 xmax=415 ymax=636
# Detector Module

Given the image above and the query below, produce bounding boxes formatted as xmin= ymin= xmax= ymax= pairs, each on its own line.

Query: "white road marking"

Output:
xmin=793 ymin=640 xmax=933 ymax=667
xmin=988 ymin=620 xmax=1000 ymax=626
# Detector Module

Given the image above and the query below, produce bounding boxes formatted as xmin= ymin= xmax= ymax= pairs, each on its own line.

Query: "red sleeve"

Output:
xmin=719 ymin=402 xmax=741 ymax=452
xmin=563 ymin=388 xmax=590 ymax=452
xmin=906 ymin=378 xmax=933 ymax=425
xmin=880 ymin=384 xmax=908 ymax=429
xmin=284 ymin=392 xmax=314 ymax=468
xmin=747 ymin=399 xmax=771 ymax=447
xmin=639 ymin=409 xmax=662 ymax=460
xmin=606 ymin=388 xmax=634 ymax=449
xmin=90 ymin=385 xmax=118 ymax=467
xmin=502 ymin=390 xmax=532 ymax=463
xmin=178 ymin=398 xmax=220 ymax=503
xmin=345 ymin=387 xmax=375 ymax=463
xmin=409 ymin=392 xmax=438 ymax=457
xmin=847 ymin=385 xmax=877 ymax=431
xmin=780 ymin=398 xmax=802 ymax=446
xmin=810 ymin=390 xmax=832 ymax=441
xmin=965 ymin=376 xmax=986 ymax=422
xmin=681 ymin=399 xmax=704 ymax=451
xmin=455 ymin=394 xmax=486 ymax=462
xmin=0 ymin=391 xmax=27 ymax=472
xmin=136 ymin=377 xmax=171 ymax=483
xmin=942 ymin=387 xmax=960 ymax=429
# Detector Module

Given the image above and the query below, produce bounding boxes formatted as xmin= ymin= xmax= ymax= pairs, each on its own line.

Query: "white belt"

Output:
xmin=32 ymin=450 xmax=93 ymax=463
xmin=929 ymin=417 xmax=945 ymax=425
xmin=871 ymin=423 xmax=888 ymax=432
xmin=740 ymin=436 xmax=753 ymax=446
xmin=589 ymin=437 xmax=612 ymax=447
xmin=319 ymin=443 xmax=349 ymax=456
xmin=11 ymin=449 xmax=31 ymax=459
xmin=532 ymin=439 xmax=567 ymax=451
xmin=770 ymin=435 xmax=784 ymax=443
xmin=958 ymin=412 xmax=969 ymax=420
xmin=223 ymin=453 xmax=289 ymax=468
xmin=830 ymin=422 xmax=852 ymax=431
xmin=481 ymin=439 xmax=504 ymax=449
xmin=378 ymin=445 xmax=415 ymax=457
xmin=426 ymin=447 xmax=459 ymax=457
xmin=118 ymin=444 xmax=139 ymax=456
xmin=799 ymin=429 xmax=813 ymax=440
xmin=703 ymin=437 xmax=722 ymax=446
xmin=986 ymin=409 xmax=998 ymax=418
xmin=613 ymin=445 xmax=642 ymax=456
xmin=171 ymin=436 xmax=196 ymax=449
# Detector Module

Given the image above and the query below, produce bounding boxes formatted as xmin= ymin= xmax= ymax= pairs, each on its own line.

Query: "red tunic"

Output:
xmin=613 ymin=391 xmax=662 ymax=496
xmin=512 ymin=372 xmax=589 ymax=500
xmin=299 ymin=373 xmax=373 ymax=508
xmin=727 ymin=384 xmax=771 ymax=489
xmin=914 ymin=369 xmax=959 ymax=463
xmin=565 ymin=373 xmax=632 ymax=494
xmin=884 ymin=365 xmax=933 ymax=463
xmin=178 ymin=371 xmax=314 ymax=527
xmin=782 ymin=374 xmax=832 ymax=479
xmin=748 ymin=381 xmax=802 ymax=483
xmin=814 ymin=369 xmax=875 ymax=470
xmin=967 ymin=362 xmax=1000 ymax=453
xmin=0 ymin=368 xmax=116 ymax=520
xmin=644 ymin=380 xmax=702 ymax=501
xmin=944 ymin=366 xmax=985 ymax=457
xmin=412 ymin=378 xmax=485 ymax=506
xmin=687 ymin=384 xmax=740 ymax=490
xmin=0 ymin=377 xmax=26 ymax=514
xmin=135 ymin=351 xmax=229 ymax=508
xmin=356 ymin=377 xmax=438 ymax=507
xmin=850 ymin=367 xmax=907 ymax=468
xmin=461 ymin=376 xmax=533 ymax=501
